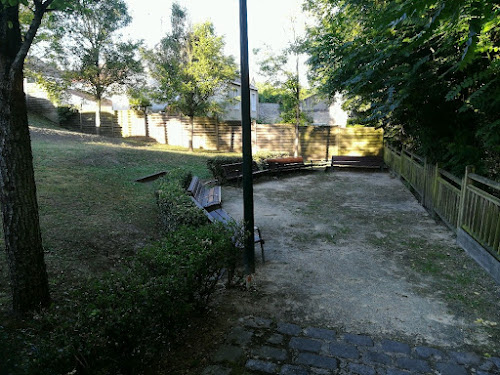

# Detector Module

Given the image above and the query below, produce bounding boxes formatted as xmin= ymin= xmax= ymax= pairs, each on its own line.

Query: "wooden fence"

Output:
xmin=117 ymin=110 xmax=384 ymax=159
xmin=384 ymin=145 xmax=500 ymax=276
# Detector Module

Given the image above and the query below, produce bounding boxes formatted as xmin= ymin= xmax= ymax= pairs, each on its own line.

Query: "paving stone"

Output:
xmin=202 ymin=365 xmax=232 ymax=375
xmin=268 ymin=333 xmax=285 ymax=345
xmin=414 ymin=346 xmax=446 ymax=360
xmin=450 ymin=351 xmax=482 ymax=365
xmin=385 ymin=369 xmax=411 ymax=375
xmin=226 ymin=326 xmax=253 ymax=346
xmin=295 ymin=352 xmax=338 ymax=370
xmin=395 ymin=358 xmax=431 ymax=373
xmin=380 ymin=340 xmax=411 ymax=355
xmin=328 ymin=342 xmax=359 ymax=359
xmin=303 ymin=327 xmax=336 ymax=341
xmin=242 ymin=316 xmax=273 ymax=329
xmin=490 ymin=357 xmax=500 ymax=368
xmin=435 ymin=362 xmax=468 ymax=375
xmin=278 ymin=322 xmax=302 ymax=336
xmin=213 ymin=345 xmax=244 ymax=363
xmin=343 ymin=333 xmax=374 ymax=347
xmin=479 ymin=360 xmax=496 ymax=371
xmin=280 ymin=364 xmax=308 ymax=375
xmin=289 ymin=337 xmax=322 ymax=353
xmin=254 ymin=345 xmax=288 ymax=361
xmin=348 ymin=363 xmax=376 ymax=375
xmin=362 ymin=351 xmax=392 ymax=365
xmin=245 ymin=359 xmax=278 ymax=373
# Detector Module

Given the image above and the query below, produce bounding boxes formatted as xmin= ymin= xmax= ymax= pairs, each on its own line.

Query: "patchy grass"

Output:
xmin=0 ymin=114 xmax=239 ymax=312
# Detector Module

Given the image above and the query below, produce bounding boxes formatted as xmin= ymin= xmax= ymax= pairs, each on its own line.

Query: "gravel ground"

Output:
xmin=220 ymin=171 xmax=500 ymax=355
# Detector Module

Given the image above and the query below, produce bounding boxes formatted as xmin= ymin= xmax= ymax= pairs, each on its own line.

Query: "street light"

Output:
xmin=239 ymin=0 xmax=255 ymax=274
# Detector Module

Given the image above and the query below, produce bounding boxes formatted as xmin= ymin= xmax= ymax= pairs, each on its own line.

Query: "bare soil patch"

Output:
xmin=220 ymin=171 xmax=500 ymax=355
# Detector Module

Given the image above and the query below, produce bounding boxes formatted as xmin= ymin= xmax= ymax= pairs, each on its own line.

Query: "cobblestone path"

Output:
xmin=203 ymin=316 xmax=500 ymax=375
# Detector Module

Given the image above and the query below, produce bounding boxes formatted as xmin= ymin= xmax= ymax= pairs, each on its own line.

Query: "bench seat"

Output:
xmin=187 ymin=176 xmax=221 ymax=211
xmin=187 ymin=177 xmax=265 ymax=262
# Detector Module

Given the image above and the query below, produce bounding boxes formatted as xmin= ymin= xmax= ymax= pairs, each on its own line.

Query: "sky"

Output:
xmin=123 ymin=0 xmax=313 ymax=83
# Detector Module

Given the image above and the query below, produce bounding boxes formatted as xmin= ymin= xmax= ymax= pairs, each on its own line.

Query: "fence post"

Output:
xmin=432 ymin=162 xmax=439 ymax=214
xmin=457 ymin=165 xmax=474 ymax=230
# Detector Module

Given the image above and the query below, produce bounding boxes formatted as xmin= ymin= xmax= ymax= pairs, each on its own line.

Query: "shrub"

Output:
xmin=156 ymin=168 xmax=207 ymax=232
xmin=57 ymin=105 xmax=78 ymax=124
xmin=6 ymin=224 xmax=238 ymax=375
xmin=206 ymin=156 xmax=243 ymax=181
xmin=253 ymin=151 xmax=290 ymax=164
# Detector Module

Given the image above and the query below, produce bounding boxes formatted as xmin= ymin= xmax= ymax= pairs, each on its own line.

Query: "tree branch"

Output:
xmin=10 ymin=0 xmax=54 ymax=78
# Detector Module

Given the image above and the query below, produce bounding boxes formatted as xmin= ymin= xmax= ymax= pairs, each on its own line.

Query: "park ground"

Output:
xmin=0 ymin=119 xmax=499 ymax=374
xmin=161 ymin=172 xmax=500 ymax=374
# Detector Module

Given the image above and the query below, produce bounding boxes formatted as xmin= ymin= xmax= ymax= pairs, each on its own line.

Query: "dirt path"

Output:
xmin=221 ymin=171 xmax=500 ymax=354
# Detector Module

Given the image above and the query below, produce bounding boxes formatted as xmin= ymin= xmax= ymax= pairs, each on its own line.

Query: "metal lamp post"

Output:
xmin=239 ymin=0 xmax=255 ymax=274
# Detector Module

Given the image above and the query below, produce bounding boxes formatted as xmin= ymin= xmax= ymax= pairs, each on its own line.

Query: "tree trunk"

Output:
xmin=0 ymin=4 xmax=50 ymax=313
xmin=189 ymin=115 xmax=194 ymax=151
xmin=95 ymin=98 xmax=102 ymax=135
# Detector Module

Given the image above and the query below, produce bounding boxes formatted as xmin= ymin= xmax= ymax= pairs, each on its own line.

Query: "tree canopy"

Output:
xmin=44 ymin=0 xmax=142 ymax=131
xmin=305 ymin=0 xmax=500 ymax=177
xmin=145 ymin=2 xmax=237 ymax=150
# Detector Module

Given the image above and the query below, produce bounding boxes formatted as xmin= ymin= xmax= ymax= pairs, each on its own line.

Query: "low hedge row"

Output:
xmin=156 ymin=168 xmax=207 ymax=233
xmin=2 ymin=169 xmax=238 ymax=374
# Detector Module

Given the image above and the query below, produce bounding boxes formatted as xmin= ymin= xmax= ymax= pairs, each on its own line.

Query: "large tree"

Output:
xmin=255 ymin=25 xmax=310 ymax=157
xmin=0 ymin=0 xmax=71 ymax=314
xmin=305 ymin=0 xmax=500 ymax=176
xmin=47 ymin=0 xmax=142 ymax=134
xmin=147 ymin=3 xmax=237 ymax=151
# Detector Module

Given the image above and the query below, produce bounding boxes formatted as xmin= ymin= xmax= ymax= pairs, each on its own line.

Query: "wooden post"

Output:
xmin=215 ymin=118 xmax=220 ymax=151
xmin=432 ymin=162 xmax=439 ymax=215
xmin=457 ymin=165 xmax=474 ymax=230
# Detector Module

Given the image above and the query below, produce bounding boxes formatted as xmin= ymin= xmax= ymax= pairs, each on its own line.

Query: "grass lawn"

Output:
xmin=0 ymin=113 xmax=239 ymax=312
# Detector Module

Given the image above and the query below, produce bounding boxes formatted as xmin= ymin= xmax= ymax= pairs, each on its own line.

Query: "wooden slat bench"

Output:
xmin=187 ymin=182 xmax=265 ymax=262
xmin=331 ymin=155 xmax=386 ymax=171
xmin=221 ymin=161 xmax=267 ymax=183
xmin=187 ymin=176 xmax=222 ymax=212
xmin=265 ymin=157 xmax=314 ymax=173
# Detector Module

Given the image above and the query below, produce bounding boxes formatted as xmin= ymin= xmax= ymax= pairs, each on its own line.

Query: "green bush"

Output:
xmin=253 ymin=151 xmax=290 ymax=164
xmin=6 ymin=224 xmax=238 ymax=375
xmin=206 ymin=156 xmax=243 ymax=181
xmin=57 ymin=105 xmax=78 ymax=124
xmin=156 ymin=168 xmax=207 ymax=233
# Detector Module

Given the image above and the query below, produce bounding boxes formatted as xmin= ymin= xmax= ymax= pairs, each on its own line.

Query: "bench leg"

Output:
xmin=256 ymin=227 xmax=265 ymax=263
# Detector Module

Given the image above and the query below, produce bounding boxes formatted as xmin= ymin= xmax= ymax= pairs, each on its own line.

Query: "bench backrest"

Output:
xmin=331 ymin=155 xmax=384 ymax=167
xmin=266 ymin=157 xmax=304 ymax=165
xmin=221 ymin=161 xmax=260 ymax=179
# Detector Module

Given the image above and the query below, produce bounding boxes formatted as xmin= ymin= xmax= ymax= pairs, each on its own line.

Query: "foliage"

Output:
xmin=206 ymin=156 xmax=243 ymax=181
xmin=255 ymin=44 xmax=311 ymax=126
xmin=45 ymin=0 xmax=143 ymax=116
xmin=256 ymin=82 xmax=283 ymax=103
xmin=156 ymin=168 xmax=208 ymax=232
xmin=1 ymin=223 xmax=236 ymax=375
xmin=145 ymin=3 xmax=237 ymax=119
xmin=305 ymin=0 xmax=500 ymax=176
xmin=56 ymin=105 xmax=77 ymax=123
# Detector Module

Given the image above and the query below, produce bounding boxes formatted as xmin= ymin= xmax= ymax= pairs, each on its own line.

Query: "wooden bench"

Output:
xmin=331 ymin=155 xmax=385 ymax=170
xmin=265 ymin=157 xmax=314 ymax=173
xmin=188 ymin=190 xmax=265 ymax=262
xmin=221 ymin=161 xmax=267 ymax=183
xmin=187 ymin=176 xmax=222 ymax=212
